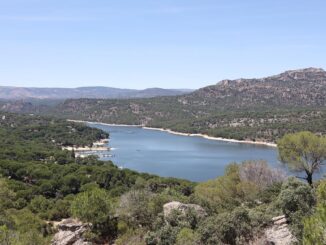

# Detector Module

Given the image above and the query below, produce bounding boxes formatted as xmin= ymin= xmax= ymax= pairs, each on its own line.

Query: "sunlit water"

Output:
xmin=88 ymin=124 xmax=290 ymax=182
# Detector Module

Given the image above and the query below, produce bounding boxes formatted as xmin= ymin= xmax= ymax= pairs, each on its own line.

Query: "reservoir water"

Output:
xmin=90 ymin=123 xmax=281 ymax=182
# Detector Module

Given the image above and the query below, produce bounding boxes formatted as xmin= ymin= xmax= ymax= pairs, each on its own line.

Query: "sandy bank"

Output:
xmin=68 ymin=120 xmax=277 ymax=148
xmin=68 ymin=119 xmax=141 ymax=127
xmin=142 ymin=127 xmax=277 ymax=147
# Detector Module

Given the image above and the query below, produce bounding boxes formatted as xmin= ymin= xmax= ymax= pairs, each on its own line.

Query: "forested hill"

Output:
xmin=50 ymin=68 xmax=326 ymax=142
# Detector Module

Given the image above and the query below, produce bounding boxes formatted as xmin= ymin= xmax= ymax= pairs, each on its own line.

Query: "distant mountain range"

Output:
xmin=1 ymin=67 xmax=326 ymax=142
xmin=57 ymin=67 xmax=326 ymax=116
xmin=0 ymin=86 xmax=193 ymax=100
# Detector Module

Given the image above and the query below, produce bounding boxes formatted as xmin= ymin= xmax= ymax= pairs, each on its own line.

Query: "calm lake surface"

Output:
xmin=89 ymin=123 xmax=282 ymax=182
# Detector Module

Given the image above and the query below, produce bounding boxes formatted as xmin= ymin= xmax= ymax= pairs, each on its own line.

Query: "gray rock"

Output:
xmin=51 ymin=218 xmax=91 ymax=245
xmin=163 ymin=201 xmax=207 ymax=219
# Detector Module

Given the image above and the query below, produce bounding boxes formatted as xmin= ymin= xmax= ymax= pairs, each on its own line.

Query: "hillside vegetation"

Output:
xmin=0 ymin=112 xmax=325 ymax=244
xmin=0 ymin=113 xmax=193 ymax=244
xmin=49 ymin=68 xmax=326 ymax=142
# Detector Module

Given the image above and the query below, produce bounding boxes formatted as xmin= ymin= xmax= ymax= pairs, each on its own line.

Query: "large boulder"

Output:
xmin=163 ymin=201 xmax=207 ymax=219
xmin=51 ymin=218 xmax=91 ymax=245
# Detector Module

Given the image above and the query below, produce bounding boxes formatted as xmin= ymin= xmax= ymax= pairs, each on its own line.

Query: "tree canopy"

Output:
xmin=277 ymin=131 xmax=326 ymax=185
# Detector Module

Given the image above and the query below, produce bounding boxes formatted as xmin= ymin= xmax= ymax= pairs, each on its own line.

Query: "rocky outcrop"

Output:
xmin=163 ymin=201 xmax=207 ymax=219
xmin=195 ymin=69 xmax=326 ymax=108
xmin=51 ymin=218 xmax=91 ymax=245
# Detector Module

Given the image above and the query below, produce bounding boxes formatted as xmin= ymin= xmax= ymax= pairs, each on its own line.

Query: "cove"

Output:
xmin=89 ymin=123 xmax=281 ymax=182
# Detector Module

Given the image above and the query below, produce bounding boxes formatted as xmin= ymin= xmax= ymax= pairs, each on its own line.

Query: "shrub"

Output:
xmin=198 ymin=207 xmax=253 ymax=245
xmin=276 ymin=177 xmax=315 ymax=239
xmin=145 ymin=224 xmax=179 ymax=245
xmin=194 ymin=164 xmax=243 ymax=213
xmin=239 ymin=160 xmax=286 ymax=189
xmin=175 ymin=228 xmax=200 ymax=245
xmin=303 ymin=180 xmax=326 ymax=244
xmin=118 ymin=190 xmax=155 ymax=228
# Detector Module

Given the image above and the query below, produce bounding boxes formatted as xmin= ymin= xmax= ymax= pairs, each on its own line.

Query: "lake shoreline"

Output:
xmin=68 ymin=119 xmax=277 ymax=148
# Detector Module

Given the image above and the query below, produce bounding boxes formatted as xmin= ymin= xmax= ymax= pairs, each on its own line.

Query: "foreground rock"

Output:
xmin=251 ymin=215 xmax=297 ymax=245
xmin=163 ymin=201 xmax=207 ymax=219
xmin=51 ymin=218 xmax=91 ymax=245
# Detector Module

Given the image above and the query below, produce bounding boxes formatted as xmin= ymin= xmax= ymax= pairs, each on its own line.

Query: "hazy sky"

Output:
xmin=0 ymin=0 xmax=325 ymax=89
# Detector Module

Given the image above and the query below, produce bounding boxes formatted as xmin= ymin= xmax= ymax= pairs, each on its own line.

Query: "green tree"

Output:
xmin=70 ymin=188 xmax=116 ymax=240
xmin=277 ymin=131 xmax=326 ymax=185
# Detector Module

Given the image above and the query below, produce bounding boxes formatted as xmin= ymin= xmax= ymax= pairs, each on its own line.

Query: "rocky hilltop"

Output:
xmin=186 ymin=67 xmax=326 ymax=108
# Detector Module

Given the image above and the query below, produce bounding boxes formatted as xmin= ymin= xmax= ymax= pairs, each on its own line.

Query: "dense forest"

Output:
xmin=0 ymin=112 xmax=325 ymax=244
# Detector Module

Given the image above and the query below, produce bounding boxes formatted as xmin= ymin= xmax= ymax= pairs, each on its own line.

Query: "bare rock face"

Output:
xmin=163 ymin=201 xmax=207 ymax=219
xmin=51 ymin=218 xmax=91 ymax=245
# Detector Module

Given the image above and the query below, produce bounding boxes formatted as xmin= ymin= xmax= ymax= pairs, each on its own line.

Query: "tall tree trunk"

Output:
xmin=306 ymin=172 xmax=313 ymax=186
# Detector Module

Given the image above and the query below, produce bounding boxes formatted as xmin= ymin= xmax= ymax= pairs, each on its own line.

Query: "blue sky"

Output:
xmin=0 ymin=0 xmax=325 ymax=89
